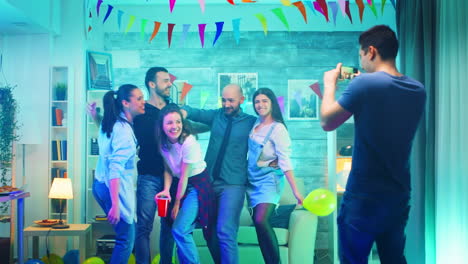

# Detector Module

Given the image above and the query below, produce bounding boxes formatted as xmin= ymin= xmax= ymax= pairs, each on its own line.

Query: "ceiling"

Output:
xmin=0 ymin=0 xmax=49 ymax=35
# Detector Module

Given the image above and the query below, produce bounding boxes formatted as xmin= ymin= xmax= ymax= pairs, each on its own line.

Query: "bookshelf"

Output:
xmin=49 ymin=66 xmax=74 ymax=220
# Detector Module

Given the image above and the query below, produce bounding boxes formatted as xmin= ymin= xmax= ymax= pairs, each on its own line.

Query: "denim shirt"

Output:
xmin=95 ymin=114 xmax=138 ymax=224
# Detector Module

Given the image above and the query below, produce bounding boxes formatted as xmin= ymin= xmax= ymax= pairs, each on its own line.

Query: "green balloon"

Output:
xmin=303 ymin=188 xmax=337 ymax=216
xmin=151 ymin=254 xmax=161 ymax=264
xmin=82 ymin=257 xmax=105 ymax=264
xmin=41 ymin=253 xmax=64 ymax=264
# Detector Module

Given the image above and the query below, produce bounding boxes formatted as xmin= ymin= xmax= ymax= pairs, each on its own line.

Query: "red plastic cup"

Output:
xmin=155 ymin=197 xmax=170 ymax=217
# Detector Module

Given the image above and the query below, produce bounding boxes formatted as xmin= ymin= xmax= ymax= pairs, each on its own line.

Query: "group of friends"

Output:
xmin=90 ymin=25 xmax=426 ymax=264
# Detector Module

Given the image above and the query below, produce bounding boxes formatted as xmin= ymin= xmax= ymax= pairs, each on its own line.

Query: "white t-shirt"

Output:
xmin=160 ymin=135 xmax=206 ymax=178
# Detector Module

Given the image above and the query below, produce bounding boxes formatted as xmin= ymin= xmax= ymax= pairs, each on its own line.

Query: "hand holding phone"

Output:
xmin=339 ymin=66 xmax=359 ymax=80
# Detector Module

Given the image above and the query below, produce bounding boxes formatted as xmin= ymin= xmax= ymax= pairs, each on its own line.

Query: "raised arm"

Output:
xmin=182 ymin=105 xmax=218 ymax=126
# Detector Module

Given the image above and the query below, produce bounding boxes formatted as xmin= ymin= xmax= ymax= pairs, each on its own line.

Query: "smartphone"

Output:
xmin=340 ymin=66 xmax=359 ymax=80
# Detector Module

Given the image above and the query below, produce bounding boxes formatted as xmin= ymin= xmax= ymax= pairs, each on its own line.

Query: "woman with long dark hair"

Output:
xmin=93 ymin=84 xmax=145 ymax=264
xmin=155 ymin=103 xmax=214 ymax=264
xmin=247 ymin=88 xmax=304 ymax=264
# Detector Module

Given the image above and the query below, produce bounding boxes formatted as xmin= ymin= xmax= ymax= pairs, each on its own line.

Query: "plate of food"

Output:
xmin=34 ymin=219 xmax=65 ymax=227
xmin=0 ymin=185 xmax=22 ymax=196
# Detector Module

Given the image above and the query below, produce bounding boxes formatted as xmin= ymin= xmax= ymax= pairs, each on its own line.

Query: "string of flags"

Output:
xmin=88 ymin=0 xmax=396 ymax=47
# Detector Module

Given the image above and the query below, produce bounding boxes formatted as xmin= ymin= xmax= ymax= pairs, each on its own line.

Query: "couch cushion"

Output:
xmin=193 ymin=226 xmax=289 ymax=246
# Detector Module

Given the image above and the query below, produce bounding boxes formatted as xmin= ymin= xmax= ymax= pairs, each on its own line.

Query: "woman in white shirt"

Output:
xmin=155 ymin=104 xmax=214 ymax=264
xmin=93 ymin=84 xmax=145 ymax=264
xmin=247 ymin=88 xmax=304 ymax=264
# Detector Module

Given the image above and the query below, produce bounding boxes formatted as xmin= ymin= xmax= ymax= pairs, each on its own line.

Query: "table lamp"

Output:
xmin=48 ymin=178 xmax=73 ymax=229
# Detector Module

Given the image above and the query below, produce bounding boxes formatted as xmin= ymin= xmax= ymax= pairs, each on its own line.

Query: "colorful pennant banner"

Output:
xmin=232 ymin=18 xmax=241 ymax=44
xmin=198 ymin=24 xmax=207 ymax=47
xmin=272 ymin=8 xmax=290 ymax=31
xmin=356 ymin=0 xmax=365 ymax=22
xmin=255 ymin=13 xmax=268 ymax=36
xmin=329 ymin=1 xmax=339 ymax=25
xmin=125 ymin=15 xmax=136 ymax=33
xmin=213 ymin=22 xmax=225 ymax=46
xmin=292 ymin=1 xmax=308 ymax=24
xmin=149 ymin=21 xmax=161 ymax=43
xmin=103 ymin=5 xmax=113 ymax=24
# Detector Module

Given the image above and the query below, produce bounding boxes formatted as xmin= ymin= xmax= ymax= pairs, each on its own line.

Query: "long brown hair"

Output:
xmin=252 ymin=88 xmax=286 ymax=128
xmin=156 ymin=103 xmax=192 ymax=151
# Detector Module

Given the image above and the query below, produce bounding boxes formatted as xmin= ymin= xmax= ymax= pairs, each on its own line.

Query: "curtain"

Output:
xmin=435 ymin=0 xmax=468 ymax=263
xmin=397 ymin=1 xmax=436 ymax=263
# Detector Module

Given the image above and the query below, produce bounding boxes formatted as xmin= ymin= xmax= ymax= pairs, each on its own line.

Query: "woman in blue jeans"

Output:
xmin=93 ymin=84 xmax=145 ymax=264
xmin=155 ymin=104 xmax=214 ymax=264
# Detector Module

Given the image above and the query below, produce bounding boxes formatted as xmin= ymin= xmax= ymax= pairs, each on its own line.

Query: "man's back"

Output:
xmin=338 ymin=71 xmax=426 ymax=194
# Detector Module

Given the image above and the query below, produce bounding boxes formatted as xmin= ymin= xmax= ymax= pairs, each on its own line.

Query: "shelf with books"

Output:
xmin=49 ymin=66 xmax=74 ymax=221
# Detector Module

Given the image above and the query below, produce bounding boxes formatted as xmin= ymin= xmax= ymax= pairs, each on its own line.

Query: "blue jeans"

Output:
xmin=206 ymin=184 xmax=246 ymax=264
xmin=338 ymin=191 xmax=410 ymax=264
xmin=135 ymin=174 xmax=174 ymax=264
xmin=172 ymin=185 xmax=200 ymax=264
xmin=93 ymin=180 xmax=136 ymax=264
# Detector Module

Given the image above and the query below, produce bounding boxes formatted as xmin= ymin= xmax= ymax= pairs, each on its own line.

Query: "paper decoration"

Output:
xmin=356 ymin=0 xmax=365 ymax=22
xmin=304 ymin=1 xmax=317 ymax=16
xmin=198 ymin=24 xmax=207 ymax=48
xmin=294 ymin=91 xmax=303 ymax=109
xmin=198 ymin=0 xmax=205 ymax=13
xmin=292 ymin=1 xmax=307 ymax=24
xmin=366 ymin=0 xmax=372 ymax=4
xmin=381 ymin=0 xmax=387 ymax=14
xmin=338 ymin=0 xmax=346 ymax=16
xmin=271 ymin=8 xmax=289 ymax=31
xmin=125 ymin=15 xmax=136 ymax=33
xmin=141 ymin=19 xmax=148 ymax=40
xmin=242 ymin=0 xmax=257 ymax=2
xmin=277 ymin=96 xmax=285 ymax=114
xmin=309 ymin=82 xmax=322 ymax=99
xmin=149 ymin=21 xmax=162 ymax=43
xmin=213 ymin=22 xmax=224 ymax=46
xmin=169 ymin=0 xmax=176 ymax=13
xmin=180 ymin=24 xmax=191 ymax=46
xmin=280 ymin=0 xmax=292 ymax=6
xmin=180 ymin=82 xmax=193 ymax=102
xmin=168 ymin=23 xmax=175 ymax=47
xmin=103 ymin=5 xmax=113 ymax=24
xmin=169 ymin=74 xmax=177 ymax=83
xmin=390 ymin=0 xmax=395 ymax=9
xmin=367 ymin=0 xmax=378 ymax=18
xmin=88 ymin=25 xmax=92 ymax=32
xmin=96 ymin=0 xmax=103 ymax=16
xmin=117 ymin=10 xmax=124 ymax=31
xmin=227 ymin=0 xmax=235 ymax=5
xmin=255 ymin=14 xmax=268 ymax=36
xmin=345 ymin=1 xmax=353 ymax=23
xmin=329 ymin=2 xmax=339 ymax=25
xmin=232 ymin=18 xmax=241 ymax=44
xmin=200 ymin=91 xmax=210 ymax=108
xmin=313 ymin=0 xmax=329 ymax=22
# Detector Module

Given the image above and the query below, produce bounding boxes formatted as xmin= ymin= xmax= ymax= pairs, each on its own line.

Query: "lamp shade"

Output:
xmin=48 ymin=178 xmax=73 ymax=199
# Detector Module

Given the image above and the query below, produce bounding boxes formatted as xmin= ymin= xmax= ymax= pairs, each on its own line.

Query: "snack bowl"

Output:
xmin=33 ymin=219 xmax=66 ymax=227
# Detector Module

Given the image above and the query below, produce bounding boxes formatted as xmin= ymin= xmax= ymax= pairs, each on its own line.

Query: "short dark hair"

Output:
xmin=145 ymin=67 xmax=169 ymax=92
xmin=359 ymin=25 xmax=398 ymax=61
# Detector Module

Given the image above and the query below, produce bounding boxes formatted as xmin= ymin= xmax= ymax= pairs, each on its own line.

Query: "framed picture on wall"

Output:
xmin=218 ymin=73 xmax=258 ymax=102
xmin=87 ymin=51 xmax=113 ymax=90
xmin=287 ymin=79 xmax=319 ymax=120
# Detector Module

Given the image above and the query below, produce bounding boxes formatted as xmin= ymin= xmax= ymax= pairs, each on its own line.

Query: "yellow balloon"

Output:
xmin=41 ymin=253 xmax=64 ymax=264
xmin=82 ymin=257 xmax=105 ymax=264
xmin=303 ymin=188 xmax=337 ymax=216
xmin=151 ymin=254 xmax=161 ymax=264
xmin=128 ymin=253 xmax=136 ymax=264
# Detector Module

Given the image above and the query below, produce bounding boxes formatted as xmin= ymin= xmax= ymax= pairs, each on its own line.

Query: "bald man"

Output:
xmin=183 ymin=84 xmax=256 ymax=264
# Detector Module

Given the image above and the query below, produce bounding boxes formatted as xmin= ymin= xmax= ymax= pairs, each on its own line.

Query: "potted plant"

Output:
xmin=54 ymin=82 xmax=67 ymax=100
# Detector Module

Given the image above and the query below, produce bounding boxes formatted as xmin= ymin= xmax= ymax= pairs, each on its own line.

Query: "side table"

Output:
xmin=24 ymin=224 xmax=91 ymax=263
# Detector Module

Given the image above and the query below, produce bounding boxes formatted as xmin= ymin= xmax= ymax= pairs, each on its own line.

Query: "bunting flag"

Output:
xmin=180 ymin=82 xmax=193 ymax=102
xmin=213 ymin=22 xmax=224 ymax=46
xmin=198 ymin=24 xmax=207 ymax=48
xmin=345 ymin=1 xmax=353 ymax=23
xmin=381 ymin=0 xmax=387 ymax=14
xmin=309 ymin=82 xmax=322 ymax=99
xmin=390 ymin=0 xmax=395 ymax=9
xmin=200 ymin=90 xmax=210 ymax=108
xmin=356 ymin=0 xmax=365 ymax=23
xmin=227 ymin=0 xmax=235 ymax=5
xmin=292 ymin=1 xmax=307 ymax=24
xmin=242 ymin=0 xmax=257 ymax=2
xmin=125 ymin=15 xmax=136 ymax=34
xmin=89 ymin=11 xmax=92 ymax=18
xmin=117 ymin=10 xmax=124 ymax=31
xmin=255 ymin=14 xmax=268 ymax=36
xmin=280 ymin=0 xmax=292 ymax=6
xmin=140 ymin=19 xmax=148 ymax=40
xmin=277 ymin=96 xmax=285 ymax=114
xmin=169 ymin=0 xmax=176 ymax=13
xmin=329 ymin=2 xmax=339 ymax=25
xmin=294 ymin=91 xmax=302 ymax=109
xmin=338 ymin=0 xmax=346 ymax=16
xmin=180 ymin=24 xmax=191 ymax=46
xmin=149 ymin=21 xmax=161 ymax=43
xmin=314 ymin=0 xmax=329 ymax=22
xmin=103 ymin=5 xmax=113 ymax=24
xmin=168 ymin=23 xmax=175 ymax=47
xmin=169 ymin=73 xmax=177 ymax=83
xmin=198 ymin=0 xmax=205 ymax=13
xmin=271 ymin=8 xmax=290 ymax=31
xmin=96 ymin=0 xmax=103 ymax=16
xmin=367 ymin=0 xmax=378 ymax=18
xmin=232 ymin=18 xmax=241 ymax=44
xmin=304 ymin=1 xmax=317 ymax=16
xmin=88 ymin=25 xmax=92 ymax=32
